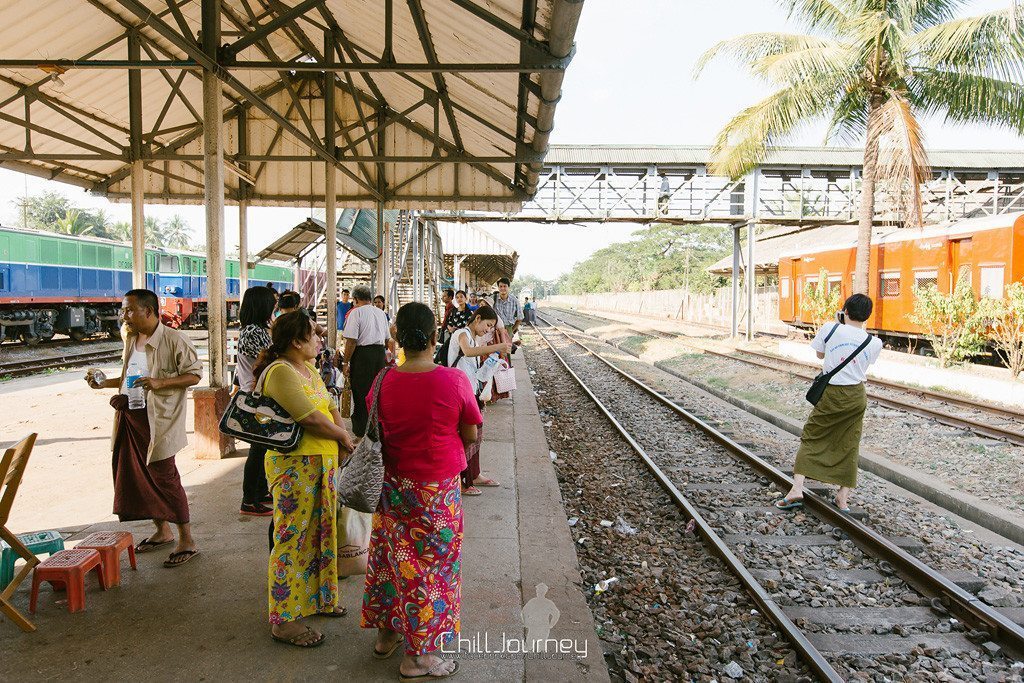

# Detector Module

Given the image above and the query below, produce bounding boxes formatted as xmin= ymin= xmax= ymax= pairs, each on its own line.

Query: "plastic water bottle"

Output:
xmin=126 ymin=360 xmax=146 ymax=410
xmin=476 ymin=352 xmax=500 ymax=384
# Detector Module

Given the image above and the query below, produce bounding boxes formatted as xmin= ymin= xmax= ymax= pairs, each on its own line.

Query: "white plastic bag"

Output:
xmin=337 ymin=506 xmax=372 ymax=576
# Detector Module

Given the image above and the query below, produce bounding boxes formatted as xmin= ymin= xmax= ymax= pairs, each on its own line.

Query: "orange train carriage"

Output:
xmin=778 ymin=212 xmax=1024 ymax=337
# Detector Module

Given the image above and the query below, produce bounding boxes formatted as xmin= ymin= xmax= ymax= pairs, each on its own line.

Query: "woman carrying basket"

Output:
xmin=775 ymin=294 xmax=883 ymax=513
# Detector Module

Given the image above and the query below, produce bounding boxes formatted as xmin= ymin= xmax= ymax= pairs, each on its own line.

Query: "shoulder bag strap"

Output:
xmin=252 ymin=359 xmax=287 ymax=398
xmin=365 ymin=366 xmax=391 ymax=441
xmin=822 ymin=333 xmax=874 ymax=381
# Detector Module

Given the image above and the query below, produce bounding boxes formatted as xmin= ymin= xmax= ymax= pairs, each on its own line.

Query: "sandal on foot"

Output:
xmin=272 ymin=626 xmax=325 ymax=648
xmin=461 ymin=486 xmax=482 ymax=497
xmin=134 ymin=537 xmax=173 ymax=553
xmin=835 ymin=501 xmax=852 ymax=513
xmin=319 ymin=606 xmax=347 ymax=618
xmin=163 ymin=549 xmax=199 ymax=568
xmin=473 ymin=477 xmax=500 ymax=487
xmin=240 ymin=502 xmax=274 ymax=517
xmin=399 ymin=661 xmax=459 ymax=682
xmin=773 ymin=497 xmax=803 ymax=510
xmin=372 ymin=638 xmax=403 ymax=659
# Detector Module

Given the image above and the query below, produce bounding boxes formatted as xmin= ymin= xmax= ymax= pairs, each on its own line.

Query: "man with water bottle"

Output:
xmin=85 ymin=289 xmax=203 ymax=568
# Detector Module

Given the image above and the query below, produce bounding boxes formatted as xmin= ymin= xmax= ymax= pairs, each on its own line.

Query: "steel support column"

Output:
xmin=130 ymin=162 xmax=145 ymax=288
xmin=128 ymin=30 xmax=145 ymax=288
xmin=746 ymin=220 xmax=756 ymax=342
xmin=731 ymin=226 xmax=740 ymax=338
xmin=376 ymin=201 xmax=387 ymax=296
xmin=239 ymin=200 xmax=249 ymax=292
xmin=202 ymin=0 xmax=226 ymax=388
xmin=324 ymin=32 xmax=338 ymax=349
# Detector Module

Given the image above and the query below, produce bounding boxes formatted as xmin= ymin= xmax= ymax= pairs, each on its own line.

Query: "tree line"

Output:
xmin=12 ymin=192 xmax=197 ymax=250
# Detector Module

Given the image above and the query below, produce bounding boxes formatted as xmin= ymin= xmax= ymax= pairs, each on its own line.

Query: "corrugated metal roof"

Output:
xmin=544 ymin=145 xmax=1024 ymax=170
xmin=438 ymin=222 xmax=518 ymax=283
xmin=0 ymin=0 xmax=583 ymax=209
xmin=258 ymin=207 xmax=398 ymax=263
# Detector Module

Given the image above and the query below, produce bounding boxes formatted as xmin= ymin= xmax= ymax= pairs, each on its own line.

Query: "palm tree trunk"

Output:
xmin=854 ymin=102 xmax=882 ymax=296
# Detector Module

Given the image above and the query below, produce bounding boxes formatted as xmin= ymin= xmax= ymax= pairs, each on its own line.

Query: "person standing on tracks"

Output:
xmin=341 ymin=285 xmax=391 ymax=438
xmin=86 ymin=288 xmax=202 ymax=568
xmin=775 ymin=294 xmax=883 ymax=513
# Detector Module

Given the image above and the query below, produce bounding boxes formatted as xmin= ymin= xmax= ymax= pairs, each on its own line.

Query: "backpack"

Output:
xmin=434 ymin=329 xmax=466 ymax=367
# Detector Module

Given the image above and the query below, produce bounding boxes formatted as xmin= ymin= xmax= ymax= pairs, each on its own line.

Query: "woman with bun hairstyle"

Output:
xmin=253 ymin=310 xmax=355 ymax=648
xmin=361 ymin=302 xmax=482 ymax=681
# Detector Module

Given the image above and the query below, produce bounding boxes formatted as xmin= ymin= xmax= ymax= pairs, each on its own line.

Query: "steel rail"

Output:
xmin=735 ymin=348 xmax=1024 ymax=422
xmin=0 ymin=350 xmax=123 ymax=379
xmin=535 ymin=313 xmax=1024 ymax=660
xmin=550 ymin=308 xmax=1024 ymax=447
xmin=530 ymin=319 xmax=842 ymax=682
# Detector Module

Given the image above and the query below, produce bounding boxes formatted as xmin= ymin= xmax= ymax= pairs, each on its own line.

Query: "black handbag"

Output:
xmin=219 ymin=360 xmax=304 ymax=452
xmin=806 ymin=324 xmax=874 ymax=405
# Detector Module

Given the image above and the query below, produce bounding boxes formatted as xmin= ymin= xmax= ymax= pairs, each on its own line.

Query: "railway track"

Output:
xmin=548 ymin=307 xmax=1024 ymax=448
xmin=531 ymin=313 xmax=1024 ymax=679
xmin=0 ymin=348 xmax=123 ymax=379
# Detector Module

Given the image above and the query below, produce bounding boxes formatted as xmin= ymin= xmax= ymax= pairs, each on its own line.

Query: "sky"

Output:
xmin=1 ymin=0 xmax=1021 ymax=280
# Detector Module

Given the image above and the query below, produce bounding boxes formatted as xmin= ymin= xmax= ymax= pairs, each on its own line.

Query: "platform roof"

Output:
xmin=439 ymin=221 xmax=518 ymax=283
xmin=0 ymin=0 xmax=584 ymax=210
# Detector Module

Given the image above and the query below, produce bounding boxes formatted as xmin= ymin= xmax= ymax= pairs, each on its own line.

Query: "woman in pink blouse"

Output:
xmin=361 ymin=301 xmax=481 ymax=682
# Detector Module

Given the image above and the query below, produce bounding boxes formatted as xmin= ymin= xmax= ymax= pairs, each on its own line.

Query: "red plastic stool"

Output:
xmin=29 ymin=549 xmax=106 ymax=614
xmin=75 ymin=532 xmax=136 ymax=587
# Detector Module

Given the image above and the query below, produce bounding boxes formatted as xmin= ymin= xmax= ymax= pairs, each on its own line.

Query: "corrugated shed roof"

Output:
xmin=258 ymin=207 xmax=398 ymax=263
xmin=544 ymin=145 xmax=1024 ymax=170
xmin=438 ymin=222 xmax=518 ymax=283
xmin=0 ymin=0 xmax=584 ymax=209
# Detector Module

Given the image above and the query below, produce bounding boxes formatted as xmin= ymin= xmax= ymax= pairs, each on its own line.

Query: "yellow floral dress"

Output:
xmin=261 ymin=360 xmax=339 ymax=624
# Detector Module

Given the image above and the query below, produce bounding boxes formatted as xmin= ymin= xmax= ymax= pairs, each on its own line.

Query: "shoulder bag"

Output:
xmin=806 ymin=325 xmax=874 ymax=405
xmin=337 ymin=367 xmax=390 ymax=513
xmin=219 ymin=360 xmax=303 ymax=452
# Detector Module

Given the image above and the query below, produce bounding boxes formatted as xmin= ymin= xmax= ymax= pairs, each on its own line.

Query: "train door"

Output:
xmin=950 ymin=238 xmax=973 ymax=293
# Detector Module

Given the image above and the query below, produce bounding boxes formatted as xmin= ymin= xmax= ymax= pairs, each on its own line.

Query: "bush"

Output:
xmin=800 ymin=268 xmax=841 ymax=327
xmin=978 ymin=282 xmax=1024 ymax=378
xmin=910 ymin=278 xmax=984 ymax=367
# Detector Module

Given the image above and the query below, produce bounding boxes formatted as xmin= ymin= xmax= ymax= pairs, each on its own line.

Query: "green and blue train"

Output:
xmin=0 ymin=226 xmax=293 ymax=343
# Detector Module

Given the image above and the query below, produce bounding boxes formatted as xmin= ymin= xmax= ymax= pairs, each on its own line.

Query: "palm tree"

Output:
xmin=107 ymin=221 xmax=132 ymax=242
xmin=53 ymin=209 xmax=97 ymax=236
xmin=145 ymin=216 xmax=166 ymax=247
xmin=162 ymin=214 xmax=192 ymax=250
xmin=696 ymin=0 xmax=1024 ymax=294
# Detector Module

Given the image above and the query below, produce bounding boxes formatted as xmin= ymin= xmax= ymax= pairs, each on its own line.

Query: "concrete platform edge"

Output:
xmin=513 ymin=352 xmax=612 ymax=683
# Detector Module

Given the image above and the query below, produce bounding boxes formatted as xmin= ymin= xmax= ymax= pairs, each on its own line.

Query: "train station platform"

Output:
xmin=0 ymin=358 xmax=608 ymax=682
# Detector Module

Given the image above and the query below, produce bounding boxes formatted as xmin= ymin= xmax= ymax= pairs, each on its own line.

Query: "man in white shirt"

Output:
xmin=341 ymin=285 xmax=392 ymax=436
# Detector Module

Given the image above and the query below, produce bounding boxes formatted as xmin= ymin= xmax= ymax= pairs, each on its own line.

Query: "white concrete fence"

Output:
xmin=546 ymin=286 xmax=789 ymax=335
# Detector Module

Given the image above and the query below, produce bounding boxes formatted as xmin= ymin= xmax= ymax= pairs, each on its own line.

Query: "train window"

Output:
xmin=780 ymin=277 xmax=790 ymax=298
xmin=828 ymin=276 xmax=842 ymax=295
xmin=914 ymin=270 xmax=939 ymax=291
xmin=981 ymin=266 xmax=1005 ymax=298
xmin=880 ymin=272 xmax=901 ymax=298
xmin=158 ymin=254 xmax=180 ymax=273
xmin=183 ymin=258 xmax=191 ymax=275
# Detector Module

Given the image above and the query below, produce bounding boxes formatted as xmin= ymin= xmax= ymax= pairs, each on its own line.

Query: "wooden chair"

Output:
xmin=0 ymin=434 xmax=39 ymax=632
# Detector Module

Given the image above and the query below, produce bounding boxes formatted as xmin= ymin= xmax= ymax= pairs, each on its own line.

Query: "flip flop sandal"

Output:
xmin=372 ymin=638 xmax=404 ymax=659
xmin=135 ymin=537 xmax=173 ymax=553
xmin=773 ymin=497 xmax=804 ymax=510
xmin=461 ymin=486 xmax=482 ymax=497
xmin=319 ymin=606 xmax=348 ymax=618
xmin=272 ymin=626 xmax=326 ymax=649
xmin=399 ymin=660 xmax=459 ymax=682
xmin=474 ymin=478 xmax=500 ymax=487
xmin=835 ymin=502 xmax=852 ymax=513
xmin=163 ymin=549 xmax=199 ymax=568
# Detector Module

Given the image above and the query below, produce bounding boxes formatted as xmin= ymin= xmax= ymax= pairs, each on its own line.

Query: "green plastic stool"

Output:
xmin=0 ymin=530 xmax=64 ymax=590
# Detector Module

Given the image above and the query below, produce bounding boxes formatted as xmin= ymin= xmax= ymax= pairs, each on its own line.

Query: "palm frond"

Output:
xmin=911 ymin=68 xmax=1024 ymax=133
xmin=902 ymin=0 xmax=971 ymax=30
xmin=709 ymin=82 xmax=843 ymax=178
xmin=693 ymin=33 xmax=837 ymax=77
xmin=870 ymin=94 xmax=930 ymax=227
xmin=825 ymin=85 xmax=870 ymax=144
xmin=781 ymin=0 xmax=854 ymax=35
xmin=753 ymin=42 xmax=858 ymax=85
xmin=910 ymin=9 xmax=1024 ymax=82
